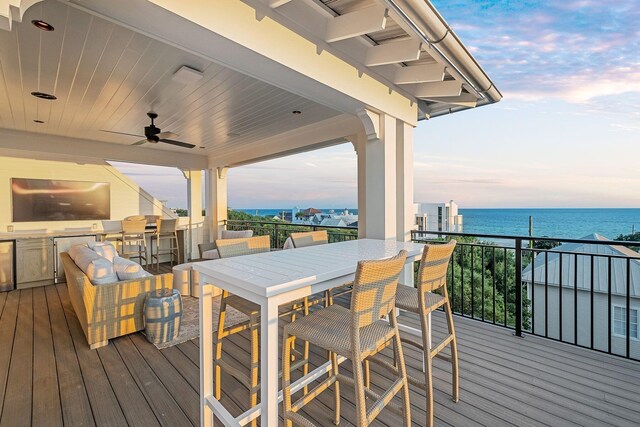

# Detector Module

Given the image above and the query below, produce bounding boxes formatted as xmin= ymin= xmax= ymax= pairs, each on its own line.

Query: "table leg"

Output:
xmin=260 ymin=298 xmax=279 ymax=426
xmin=200 ymin=284 xmax=214 ymax=427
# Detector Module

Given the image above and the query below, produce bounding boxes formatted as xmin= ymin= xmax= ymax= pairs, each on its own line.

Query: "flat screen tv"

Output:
xmin=11 ymin=178 xmax=110 ymax=222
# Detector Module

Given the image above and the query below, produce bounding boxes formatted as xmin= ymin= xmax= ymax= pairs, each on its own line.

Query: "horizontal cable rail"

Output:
xmin=412 ymin=230 xmax=640 ymax=361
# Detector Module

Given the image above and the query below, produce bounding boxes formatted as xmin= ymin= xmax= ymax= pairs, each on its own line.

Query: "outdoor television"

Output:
xmin=11 ymin=178 xmax=110 ymax=222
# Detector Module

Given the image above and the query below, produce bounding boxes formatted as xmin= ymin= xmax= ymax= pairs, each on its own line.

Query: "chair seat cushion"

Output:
xmin=284 ymin=305 xmax=395 ymax=359
xmin=113 ymin=256 xmax=152 ymax=281
xmin=202 ymin=249 xmax=220 ymax=260
xmin=395 ymin=286 xmax=446 ymax=313
xmin=88 ymin=241 xmax=118 ymax=262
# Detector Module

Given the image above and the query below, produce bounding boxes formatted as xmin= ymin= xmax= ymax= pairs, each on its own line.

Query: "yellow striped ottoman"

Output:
xmin=144 ymin=288 xmax=183 ymax=345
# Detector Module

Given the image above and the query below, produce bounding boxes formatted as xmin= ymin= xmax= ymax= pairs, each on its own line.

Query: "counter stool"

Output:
xmin=150 ymin=218 xmax=180 ymax=270
xmin=213 ymin=236 xmax=310 ymax=427
xmin=282 ymin=250 xmax=411 ymax=427
xmin=393 ymin=240 xmax=458 ymax=427
xmin=120 ymin=218 xmax=148 ymax=266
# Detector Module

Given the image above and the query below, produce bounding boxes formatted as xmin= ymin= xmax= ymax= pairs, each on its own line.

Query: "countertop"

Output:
xmin=0 ymin=230 xmax=99 ymax=240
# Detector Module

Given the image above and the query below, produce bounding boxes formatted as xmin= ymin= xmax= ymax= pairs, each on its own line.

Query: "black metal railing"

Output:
xmin=225 ymin=220 xmax=358 ymax=249
xmin=412 ymin=230 xmax=640 ymax=361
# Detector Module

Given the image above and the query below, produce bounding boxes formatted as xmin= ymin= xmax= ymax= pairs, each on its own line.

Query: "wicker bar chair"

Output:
xmin=120 ymin=218 xmax=148 ymax=266
xmin=213 ymin=235 xmax=310 ymax=426
xmin=282 ymin=250 xmax=411 ymax=427
xmin=394 ymin=240 xmax=458 ymax=427
xmin=290 ymin=230 xmax=352 ymax=306
xmin=150 ymin=218 xmax=179 ymax=270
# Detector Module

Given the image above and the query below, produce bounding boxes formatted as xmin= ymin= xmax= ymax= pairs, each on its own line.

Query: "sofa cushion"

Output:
xmin=70 ymin=245 xmax=119 ymax=285
xmin=67 ymin=243 xmax=88 ymax=261
xmin=221 ymin=230 xmax=253 ymax=239
xmin=87 ymin=241 xmax=118 ymax=262
xmin=113 ymin=256 xmax=152 ymax=281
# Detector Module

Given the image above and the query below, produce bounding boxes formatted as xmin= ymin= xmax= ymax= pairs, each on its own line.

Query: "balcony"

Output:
xmin=1 ymin=263 xmax=639 ymax=425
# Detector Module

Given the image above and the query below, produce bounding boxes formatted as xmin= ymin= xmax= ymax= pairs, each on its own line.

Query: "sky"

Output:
xmin=116 ymin=0 xmax=640 ymax=209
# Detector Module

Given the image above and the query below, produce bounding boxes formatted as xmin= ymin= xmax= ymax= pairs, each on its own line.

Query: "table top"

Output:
xmin=193 ymin=238 xmax=424 ymax=298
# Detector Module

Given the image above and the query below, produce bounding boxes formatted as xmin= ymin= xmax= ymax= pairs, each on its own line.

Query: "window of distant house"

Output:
xmin=613 ymin=306 xmax=639 ymax=339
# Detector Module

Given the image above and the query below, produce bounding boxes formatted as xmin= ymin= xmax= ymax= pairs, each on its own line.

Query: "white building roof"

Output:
xmin=522 ymin=233 xmax=640 ymax=297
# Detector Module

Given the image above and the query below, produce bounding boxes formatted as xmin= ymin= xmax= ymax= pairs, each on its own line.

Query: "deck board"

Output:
xmin=1 ymin=280 xmax=640 ymax=426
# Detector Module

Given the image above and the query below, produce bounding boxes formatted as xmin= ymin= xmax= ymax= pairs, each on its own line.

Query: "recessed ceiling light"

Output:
xmin=292 ymin=110 xmax=302 ymax=115
xmin=33 ymin=119 xmax=44 ymax=123
xmin=31 ymin=91 xmax=57 ymax=100
xmin=31 ymin=20 xmax=54 ymax=31
xmin=172 ymin=66 xmax=203 ymax=85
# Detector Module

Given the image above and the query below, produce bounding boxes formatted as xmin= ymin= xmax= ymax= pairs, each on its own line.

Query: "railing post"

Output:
xmin=274 ymin=223 xmax=279 ymax=249
xmin=514 ymin=238 xmax=523 ymax=337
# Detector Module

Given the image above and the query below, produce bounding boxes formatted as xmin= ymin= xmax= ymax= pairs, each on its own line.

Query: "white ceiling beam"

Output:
xmin=268 ymin=0 xmax=291 ymax=8
xmin=325 ymin=5 xmax=387 ymax=43
xmin=410 ymin=81 xmax=462 ymax=98
xmin=365 ymin=39 xmax=421 ymax=67
xmin=394 ymin=64 xmax=445 ymax=84
xmin=424 ymin=92 xmax=477 ymax=107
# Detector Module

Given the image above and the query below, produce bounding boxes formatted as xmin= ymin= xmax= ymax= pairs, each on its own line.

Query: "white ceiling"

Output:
xmin=0 ymin=0 xmax=343 ymax=154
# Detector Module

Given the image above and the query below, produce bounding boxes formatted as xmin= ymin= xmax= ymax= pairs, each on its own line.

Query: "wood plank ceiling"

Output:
xmin=0 ymin=0 xmax=342 ymax=154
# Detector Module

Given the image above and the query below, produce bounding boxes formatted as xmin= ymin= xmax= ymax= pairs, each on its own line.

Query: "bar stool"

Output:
xmin=120 ymin=218 xmax=148 ymax=266
xmin=213 ymin=235 xmax=310 ymax=427
xmin=282 ymin=250 xmax=411 ymax=427
xmin=290 ymin=230 xmax=352 ymax=306
xmin=150 ymin=218 xmax=179 ymax=270
xmin=100 ymin=220 xmax=123 ymax=247
xmin=394 ymin=240 xmax=458 ymax=427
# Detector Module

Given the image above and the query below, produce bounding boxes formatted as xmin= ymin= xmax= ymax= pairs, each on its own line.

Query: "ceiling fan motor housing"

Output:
xmin=144 ymin=125 xmax=161 ymax=142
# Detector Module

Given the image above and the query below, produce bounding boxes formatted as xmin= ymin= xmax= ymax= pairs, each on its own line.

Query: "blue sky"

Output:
xmin=118 ymin=0 xmax=640 ymax=209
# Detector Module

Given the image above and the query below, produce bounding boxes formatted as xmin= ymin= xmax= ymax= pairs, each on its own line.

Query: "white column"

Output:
xmin=205 ymin=167 xmax=228 ymax=242
xmin=355 ymin=109 xmax=415 ymax=285
xmin=186 ymin=169 xmax=203 ymax=260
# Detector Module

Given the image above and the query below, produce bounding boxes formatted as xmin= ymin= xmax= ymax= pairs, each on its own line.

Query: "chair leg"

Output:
xmin=422 ymin=313 xmax=434 ymax=427
xmin=282 ymin=331 xmax=295 ymax=427
xmin=363 ymin=360 xmax=370 ymax=389
xmin=393 ymin=327 xmax=411 ymax=427
xmin=249 ymin=313 xmax=259 ymax=427
xmin=445 ymin=299 xmax=459 ymax=402
xmin=331 ymin=351 xmax=341 ymax=425
xmin=351 ymin=353 xmax=367 ymax=427
xmin=213 ymin=293 xmax=228 ymax=401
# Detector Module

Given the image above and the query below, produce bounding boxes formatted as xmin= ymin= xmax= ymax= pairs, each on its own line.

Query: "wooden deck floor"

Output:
xmin=1 ymin=282 xmax=640 ymax=426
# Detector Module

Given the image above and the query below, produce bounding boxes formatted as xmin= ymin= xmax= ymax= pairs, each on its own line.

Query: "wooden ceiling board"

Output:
xmin=0 ymin=0 xmax=342 ymax=154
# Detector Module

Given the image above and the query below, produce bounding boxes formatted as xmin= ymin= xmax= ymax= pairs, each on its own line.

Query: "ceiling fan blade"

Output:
xmin=156 ymin=131 xmax=178 ymax=140
xmin=131 ymin=139 xmax=148 ymax=146
xmin=159 ymin=138 xmax=196 ymax=149
xmin=100 ymin=129 xmax=144 ymax=138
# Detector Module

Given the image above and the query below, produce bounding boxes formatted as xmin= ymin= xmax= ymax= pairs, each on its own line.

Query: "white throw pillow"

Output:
xmin=87 ymin=241 xmax=118 ymax=262
xmin=202 ymin=249 xmax=220 ymax=260
xmin=113 ymin=256 xmax=152 ymax=281
xmin=71 ymin=245 xmax=118 ymax=285
xmin=67 ymin=243 xmax=88 ymax=261
xmin=221 ymin=230 xmax=253 ymax=239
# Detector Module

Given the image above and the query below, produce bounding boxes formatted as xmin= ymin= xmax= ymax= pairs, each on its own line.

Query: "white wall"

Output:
xmin=530 ymin=284 xmax=640 ymax=359
xmin=0 ymin=156 xmax=175 ymax=233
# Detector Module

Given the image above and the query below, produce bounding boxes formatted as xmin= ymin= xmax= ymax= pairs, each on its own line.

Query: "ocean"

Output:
xmin=236 ymin=208 xmax=640 ymax=240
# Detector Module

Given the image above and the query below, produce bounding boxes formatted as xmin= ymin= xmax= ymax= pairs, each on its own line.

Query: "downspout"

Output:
xmin=382 ymin=0 xmax=502 ymax=106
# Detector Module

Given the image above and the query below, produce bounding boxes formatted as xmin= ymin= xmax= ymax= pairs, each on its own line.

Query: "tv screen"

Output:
xmin=11 ymin=178 xmax=110 ymax=222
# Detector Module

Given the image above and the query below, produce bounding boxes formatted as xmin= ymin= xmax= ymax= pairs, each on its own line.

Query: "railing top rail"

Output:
xmin=412 ymin=229 xmax=640 ymax=248
xmin=225 ymin=219 xmax=358 ymax=230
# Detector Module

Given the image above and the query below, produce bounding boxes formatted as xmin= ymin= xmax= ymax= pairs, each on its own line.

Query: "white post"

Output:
xmin=396 ymin=119 xmax=415 ymax=288
xmin=205 ymin=167 xmax=228 ymax=242
xmin=187 ymin=169 xmax=203 ymax=261
xmin=355 ymin=109 xmax=398 ymax=240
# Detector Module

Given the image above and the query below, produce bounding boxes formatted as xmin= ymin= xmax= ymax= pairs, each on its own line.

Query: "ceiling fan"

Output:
xmin=101 ymin=112 xmax=196 ymax=149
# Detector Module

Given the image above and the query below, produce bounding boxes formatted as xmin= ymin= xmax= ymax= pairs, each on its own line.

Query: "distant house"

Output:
xmin=320 ymin=218 xmax=347 ymax=227
xmin=522 ymin=233 xmax=640 ymax=358
xmin=414 ymin=200 xmax=463 ymax=232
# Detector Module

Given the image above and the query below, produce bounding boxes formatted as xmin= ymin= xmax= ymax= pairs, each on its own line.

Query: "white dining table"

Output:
xmin=195 ymin=238 xmax=425 ymax=427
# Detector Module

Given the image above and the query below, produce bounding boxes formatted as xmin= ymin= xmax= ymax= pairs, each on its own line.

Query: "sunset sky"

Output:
xmin=116 ymin=0 xmax=640 ymax=209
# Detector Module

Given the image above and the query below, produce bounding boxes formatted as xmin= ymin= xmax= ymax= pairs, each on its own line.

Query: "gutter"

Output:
xmin=381 ymin=0 xmax=502 ymax=116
